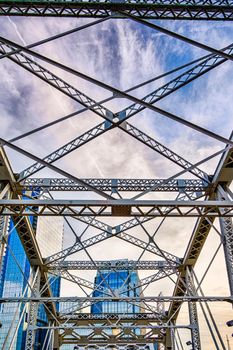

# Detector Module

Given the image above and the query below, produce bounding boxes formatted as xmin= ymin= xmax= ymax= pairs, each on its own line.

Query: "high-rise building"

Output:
xmin=91 ymin=260 xmax=158 ymax=350
xmin=91 ymin=262 xmax=141 ymax=315
xmin=0 ymin=215 xmax=64 ymax=349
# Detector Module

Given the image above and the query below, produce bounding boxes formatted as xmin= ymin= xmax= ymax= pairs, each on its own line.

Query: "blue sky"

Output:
xmin=0 ymin=15 xmax=232 ymax=348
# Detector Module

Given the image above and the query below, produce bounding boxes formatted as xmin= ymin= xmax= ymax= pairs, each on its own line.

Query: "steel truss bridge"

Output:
xmin=0 ymin=2 xmax=232 ymax=349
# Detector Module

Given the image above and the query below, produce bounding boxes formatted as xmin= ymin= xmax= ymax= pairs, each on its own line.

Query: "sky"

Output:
xmin=0 ymin=13 xmax=232 ymax=349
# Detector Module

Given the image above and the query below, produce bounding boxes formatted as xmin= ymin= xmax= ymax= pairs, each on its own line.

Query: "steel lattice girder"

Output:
xmin=1 ymin=296 xmax=232 ymax=303
xmin=58 ymin=313 xmax=167 ymax=322
xmin=47 ymin=260 xmax=179 ymax=270
xmin=56 ymin=345 xmax=156 ymax=349
xmin=31 ymin=324 xmax=190 ymax=330
xmin=0 ymin=199 xmax=232 ymax=217
xmin=1 ymin=1 xmax=233 ymax=20
xmin=16 ymin=178 xmax=210 ymax=193
xmin=61 ymin=338 xmax=163 ymax=345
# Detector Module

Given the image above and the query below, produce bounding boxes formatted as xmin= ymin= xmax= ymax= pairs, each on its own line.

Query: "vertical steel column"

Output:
xmin=171 ymin=327 xmax=176 ymax=350
xmin=25 ymin=268 xmax=41 ymax=350
xmin=53 ymin=328 xmax=60 ymax=350
xmin=165 ymin=328 xmax=173 ymax=350
xmin=158 ymin=292 xmax=166 ymax=350
xmin=186 ymin=267 xmax=201 ymax=350
xmin=0 ymin=184 xmax=11 ymax=268
xmin=157 ymin=292 xmax=165 ymax=315
xmin=218 ymin=187 xmax=233 ymax=295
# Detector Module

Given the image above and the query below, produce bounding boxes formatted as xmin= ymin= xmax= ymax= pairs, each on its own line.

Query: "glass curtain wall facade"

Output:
xmin=0 ymin=212 xmax=64 ymax=349
xmin=91 ymin=260 xmax=158 ymax=350
xmin=0 ymin=219 xmax=31 ymax=350
xmin=91 ymin=266 xmax=141 ymax=314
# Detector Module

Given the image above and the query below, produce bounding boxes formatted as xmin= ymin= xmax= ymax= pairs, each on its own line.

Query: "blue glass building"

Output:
xmin=0 ymin=220 xmax=31 ymax=349
xmin=0 ymin=214 xmax=63 ymax=349
xmin=91 ymin=265 xmax=141 ymax=314
xmin=91 ymin=260 xmax=159 ymax=350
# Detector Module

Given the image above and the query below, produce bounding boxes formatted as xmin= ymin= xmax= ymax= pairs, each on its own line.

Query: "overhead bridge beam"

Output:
xmin=1 ymin=295 xmax=232 ymax=303
xmin=32 ymin=324 xmax=190 ymax=330
xmin=1 ymin=0 xmax=233 ymax=20
xmin=0 ymin=199 xmax=232 ymax=217
xmin=61 ymin=338 xmax=163 ymax=345
xmin=17 ymin=178 xmax=210 ymax=193
xmin=48 ymin=260 xmax=179 ymax=271
xmin=58 ymin=312 xmax=166 ymax=322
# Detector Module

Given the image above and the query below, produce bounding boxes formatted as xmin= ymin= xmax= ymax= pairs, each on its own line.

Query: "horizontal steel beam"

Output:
xmin=60 ymin=344 xmax=158 ymax=348
xmin=0 ymin=199 xmax=232 ymax=217
xmin=48 ymin=260 xmax=179 ymax=270
xmin=16 ymin=178 xmax=209 ymax=193
xmin=1 ymin=1 xmax=233 ymax=20
xmin=1 ymin=295 xmax=232 ymax=303
xmin=61 ymin=338 xmax=162 ymax=345
xmin=58 ymin=313 xmax=166 ymax=322
xmin=32 ymin=324 xmax=190 ymax=330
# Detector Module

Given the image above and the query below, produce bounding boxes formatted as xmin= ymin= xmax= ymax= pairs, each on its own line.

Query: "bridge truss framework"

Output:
xmin=0 ymin=2 xmax=232 ymax=349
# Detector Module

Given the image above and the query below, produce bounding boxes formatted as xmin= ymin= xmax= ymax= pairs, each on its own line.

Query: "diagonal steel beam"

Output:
xmin=19 ymin=118 xmax=208 ymax=182
xmin=9 ymin=49 xmax=221 ymax=144
xmin=133 ymin=146 xmax=228 ymax=200
xmin=0 ymin=137 xmax=113 ymax=200
xmin=116 ymin=231 xmax=179 ymax=263
xmin=128 ymin=268 xmax=177 ymax=290
xmin=19 ymin=122 xmax=108 ymax=180
xmin=50 ymin=270 xmax=112 ymax=296
xmin=45 ymin=222 xmax=180 ymax=264
xmin=4 ymin=43 xmax=227 ymax=184
xmin=13 ymin=53 xmax=214 ymax=181
xmin=52 ymin=267 xmax=176 ymax=298
xmin=0 ymin=45 xmax=113 ymax=123
xmin=121 ymin=122 xmax=208 ymax=181
xmin=0 ymin=36 xmax=231 ymax=145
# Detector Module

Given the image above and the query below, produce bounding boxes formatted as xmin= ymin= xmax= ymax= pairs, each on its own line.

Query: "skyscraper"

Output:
xmin=91 ymin=260 xmax=158 ymax=350
xmin=91 ymin=261 xmax=141 ymax=315
xmin=0 ymin=215 xmax=64 ymax=349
